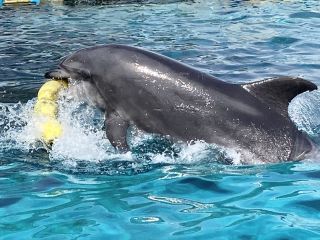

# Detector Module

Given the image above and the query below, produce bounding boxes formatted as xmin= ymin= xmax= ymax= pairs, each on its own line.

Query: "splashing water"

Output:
xmin=0 ymin=84 xmax=242 ymax=174
xmin=289 ymin=90 xmax=320 ymax=143
xmin=0 ymin=85 xmax=320 ymax=174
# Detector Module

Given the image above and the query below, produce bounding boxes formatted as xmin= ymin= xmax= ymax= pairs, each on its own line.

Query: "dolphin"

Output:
xmin=45 ymin=44 xmax=317 ymax=164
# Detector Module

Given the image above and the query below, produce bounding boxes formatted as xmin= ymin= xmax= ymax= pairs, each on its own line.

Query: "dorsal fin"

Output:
xmin=241 ymin=77 xmax=317 ymax=118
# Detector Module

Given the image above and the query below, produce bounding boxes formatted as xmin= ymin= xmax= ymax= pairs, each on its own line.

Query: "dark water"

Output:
xmin=0 ymin=0 xmax=320 ymax=239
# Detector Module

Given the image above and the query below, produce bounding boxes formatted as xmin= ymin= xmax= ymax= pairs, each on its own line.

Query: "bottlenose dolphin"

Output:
xmin=45 ymin=44 xmax=317 ymax=164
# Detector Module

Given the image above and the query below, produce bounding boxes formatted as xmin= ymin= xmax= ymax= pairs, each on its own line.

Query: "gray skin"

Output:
xmin=45 ymin=44 xmax=317 ymax=164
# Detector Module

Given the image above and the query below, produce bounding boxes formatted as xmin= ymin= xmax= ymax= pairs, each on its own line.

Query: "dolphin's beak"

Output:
xmin=44 ymin=68 xmax=70 ymax=80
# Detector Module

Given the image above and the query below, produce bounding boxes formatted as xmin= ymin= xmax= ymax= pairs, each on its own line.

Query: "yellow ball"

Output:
xmin=40 ymin=118 xmax=63 ymax=144
xmin=34 ymin=79 xmax=68 ymax=145
xmin=38 ymin=80 xmax=68 ymax=101
xmin=34 ymin=100 xmax=58 ymax=118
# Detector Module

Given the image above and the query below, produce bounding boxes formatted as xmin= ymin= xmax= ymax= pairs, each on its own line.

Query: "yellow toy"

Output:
xmin=34 ymin=80 xmax=68 ymax=145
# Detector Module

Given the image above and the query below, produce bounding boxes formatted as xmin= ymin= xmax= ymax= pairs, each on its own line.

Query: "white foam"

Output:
xmin=147 ymin=140 xmax=238 ymax=165
xmin=0 ymin=100 xmax=42 ymax=152
xmin=289 ymin=90 xmax=320 ymax=137
xmin=49 ymin=91 xmax=134 ymax=165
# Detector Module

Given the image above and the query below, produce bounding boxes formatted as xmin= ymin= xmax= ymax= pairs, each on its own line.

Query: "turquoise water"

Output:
xmin=1 ymin=0 xmax=320 ymax=239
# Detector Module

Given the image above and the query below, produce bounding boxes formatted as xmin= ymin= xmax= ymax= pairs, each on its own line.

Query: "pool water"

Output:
xmin=1 ymin=0 xmax=320 ymax=239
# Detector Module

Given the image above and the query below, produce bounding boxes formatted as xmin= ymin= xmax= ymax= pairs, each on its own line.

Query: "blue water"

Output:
xmin=1 ymin=0 xmax=320 ymax=239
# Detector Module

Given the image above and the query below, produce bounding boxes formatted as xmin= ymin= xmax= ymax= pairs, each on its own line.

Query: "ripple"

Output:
xmin=130 ymin=216 xmax=164 ymax=224
xmin=176 ymin=177 xmax=232 ymax=194
xmin=290 ymin=11 xmax=320 ymax=19
xmin=0 ymin=197 xmax=21 ymax=208
xmin=295 ymin=199 xmax=320 ymax=211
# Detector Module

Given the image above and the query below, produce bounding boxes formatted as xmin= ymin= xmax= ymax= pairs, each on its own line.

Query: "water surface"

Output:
xmin=0 ymin=0 xmax=320 ymax=239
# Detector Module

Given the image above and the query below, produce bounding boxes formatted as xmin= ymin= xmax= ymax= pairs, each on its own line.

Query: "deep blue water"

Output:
xmin=1 ymin=0 xmax=320 ymax=239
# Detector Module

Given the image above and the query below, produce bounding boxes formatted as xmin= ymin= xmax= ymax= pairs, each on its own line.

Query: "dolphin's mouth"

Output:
xmin=45 ymin=68 xmax=71 ymax=80
xmin=45 ymin=67 xmax=106 ymax=110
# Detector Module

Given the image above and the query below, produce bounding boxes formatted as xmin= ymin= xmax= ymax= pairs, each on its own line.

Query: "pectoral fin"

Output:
xmin=105 ymin=111 xmax=129 ymax=152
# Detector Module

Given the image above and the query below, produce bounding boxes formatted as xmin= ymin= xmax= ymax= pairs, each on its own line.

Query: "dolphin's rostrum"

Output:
xmin=45 ymin=44 xmax=317 ymax=164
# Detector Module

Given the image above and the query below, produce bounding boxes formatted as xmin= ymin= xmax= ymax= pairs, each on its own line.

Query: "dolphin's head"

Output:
xmin=45 ymin=53 xmax=92 ymax=82
xmin=45 ymin=55 xmax=106 ymax=110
